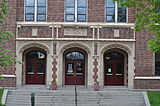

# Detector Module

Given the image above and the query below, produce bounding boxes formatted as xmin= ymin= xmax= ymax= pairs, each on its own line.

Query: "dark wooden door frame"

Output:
xmin=65 ymin=59 xmax=85 ymax=85
xmin=26 ymin=59 xmax=46 ymax=84
xmin=104 ymin=55 xmax=124 ymax=86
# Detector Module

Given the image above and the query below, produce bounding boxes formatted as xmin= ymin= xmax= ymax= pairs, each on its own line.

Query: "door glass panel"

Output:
xmin=115 ymin=64 xmax=123 ymax=75
xmin=37 ymin=62 xmax=44 ymax=75
xmin=27 ymin=63 xmax=34 ymax=75
xmin=76 ymin=63 xmax=83 ymax=76
xmin=67 ymin=63 xmax=74 ymax=76
xmin=106 ymin=64 xmax=113 ymax=75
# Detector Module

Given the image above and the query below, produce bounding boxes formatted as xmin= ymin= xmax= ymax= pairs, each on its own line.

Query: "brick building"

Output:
xmin=0 ymin=0 xmax=159 ymax=89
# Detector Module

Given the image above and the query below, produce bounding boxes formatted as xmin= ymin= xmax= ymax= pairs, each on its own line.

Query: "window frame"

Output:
xmin=105 ymin=0 xmax=128 ymax=23
xmin=24 ymin=0 xmax=47 ymax=22
xmin=64 ymin=0 xmax=88 ymax=22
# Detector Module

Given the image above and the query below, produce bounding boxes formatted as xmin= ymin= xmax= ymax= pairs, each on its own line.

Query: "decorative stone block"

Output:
xmin=64 ymin=28 xmax=87 ymax=36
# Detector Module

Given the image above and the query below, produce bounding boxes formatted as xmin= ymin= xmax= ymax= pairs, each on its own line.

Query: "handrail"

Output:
xmin=74 ymin=77 xmax=77 ymax=106
xmin=31 ymin=92 xmax=35 ymax=106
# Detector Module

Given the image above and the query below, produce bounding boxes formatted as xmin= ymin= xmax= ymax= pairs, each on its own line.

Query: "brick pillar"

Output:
xmin=93 ymin=56 xmax=99 ymax=91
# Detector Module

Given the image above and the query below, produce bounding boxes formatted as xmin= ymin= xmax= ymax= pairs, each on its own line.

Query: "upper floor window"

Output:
xmin=25 ymin=0 xmax=46 ymax=21
xmin=155 ymin=53 xmax=160 ymax=76
xmin=105 ymin=0 xmax=127 ymax=22
xmin=65 ymin=0 xmax=87 ymax=22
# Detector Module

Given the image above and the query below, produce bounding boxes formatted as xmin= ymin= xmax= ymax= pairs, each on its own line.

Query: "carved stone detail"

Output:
xmin=64 ymin=28 xmax=87 ymax=36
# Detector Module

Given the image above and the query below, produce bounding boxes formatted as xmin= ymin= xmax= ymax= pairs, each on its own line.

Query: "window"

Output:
xmin=25 ymin=0 xmax=46 ymax=21
xmin=155 ymin=53 xmax=160 ymax=76
xmin=65 ymin=0 xmax=87 ymax=22
xmin=106 ymin=0 xmax=127 ymax=22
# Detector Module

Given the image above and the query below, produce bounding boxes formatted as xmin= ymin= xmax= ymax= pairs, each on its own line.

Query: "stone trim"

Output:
xmin=143 ymin=92 xmax=151 ymax=106
xmin=134 ymin=77 xmax=160 ymax=80
xmin=1 ymin=75 xmax=16 ymax=78
xmin=1 ymin=89 xmax=8 ymax=105
xmin=16 ymin=38 xmax=136 ymax=42
xmin=17 ymin=22 xmax=134 ymax=28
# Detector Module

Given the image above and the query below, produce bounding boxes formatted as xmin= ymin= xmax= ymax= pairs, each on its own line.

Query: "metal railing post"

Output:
xmin=74 ymin=78 xmax=77 ymax=106
xmin=31 ymin=93 xmax=35 ymax=106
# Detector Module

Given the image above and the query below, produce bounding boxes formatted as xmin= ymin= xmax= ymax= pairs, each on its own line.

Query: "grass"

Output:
xmin=0 ymin=89 xmax=5 ymax=106
xmin=147 ymin=91 xmax=160 ymax=106
xmin=0 ymin=89 xmax=3 ymax=103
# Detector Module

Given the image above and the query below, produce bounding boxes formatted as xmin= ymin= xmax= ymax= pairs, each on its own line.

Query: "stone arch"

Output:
xmin=100 ymin=43 xmax=132 ymax=56
xmin=18 ymin=42 xmax=50 ymax=54
xmin=99 ymin=43 xmax=133 ymax=87
xmin=59 ymin=43 xmax=90 ymax=86
xmin=16 ymin=42 xmax=51 ymax=86
xmin=59 ymin=42 xmax=91 ymax=54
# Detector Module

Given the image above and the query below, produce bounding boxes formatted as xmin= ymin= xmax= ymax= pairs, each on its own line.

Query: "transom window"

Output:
xmin=66 ymin=52 xmax=84 ymax=60
xmin=65 ymin=0 xmax=87 ymax=22
xmin=26 ymin=50 xmax=46 ymax=60
xmin=105 ymin=52 xmax=124 ymax=60
xmin=25 ymin=0 xmax=46 ymax=21
xmin=155 ymin=53 xmax=160 ymax=76
xmin=105 ymin=0 xmax=127 ymax=22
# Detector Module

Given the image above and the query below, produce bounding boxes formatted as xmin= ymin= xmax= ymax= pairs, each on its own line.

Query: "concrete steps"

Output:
xmin=6 ymin=86 xmax=146 ymax=106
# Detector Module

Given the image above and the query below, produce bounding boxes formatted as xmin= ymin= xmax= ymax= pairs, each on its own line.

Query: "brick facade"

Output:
xmin=0 ymin=0 xmax=158 ymax=89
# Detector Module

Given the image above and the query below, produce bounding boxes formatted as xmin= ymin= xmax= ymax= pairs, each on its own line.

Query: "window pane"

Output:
xmin=106 ymin=15 xmax=115 ymax=22
xmin=37 ymin=62 xmax=44 ymax=75
xmin=77 ymin=0 xmax=86 ymax=6
xmin=78 ymin=8 xmax=86 ymax=14
xmin=26 ymin=15 xmax=34 ymax=21
xmin=78 ymin=15 xmax=86 ymax=22
xmin=106 ymin=64 xmax=112 ymax=75
xmin=155 ymin=61 xmax=160 ymax=76
xmin=37 ymin=15 xmax=46 ymax=21
xmin=66 ymin=0 xmax=75 ymax=6
xmin=115 ymin=64 xmax=123 ymax=75
xmin=26 ymin=0 xmax=35 ymax=6
xmin=66 ymin=15 xmax=74 ymax=22
xmin=118 ymin=8 xmax=126 ymax=15
xmin=118 ymin=15 xmax=126 ymax=22
xmin=27 ymin=63 xmax=34 ymax=75
xmin=66 ymin=8 xmax=75 ymax=14
xmin=106 ymin=0 xmax=114 ymax=7
xmin=67 ymin=63 xmax=74 ymax=76
xmin=118 ymin=7 xmax=126 ymax=22
xmin=106 ymin=8 xmax=115 ymax=15
xmin=155 ymin=53 xmax=160 ymax=76
xmin=26 ymin=7 xmax=34 ymax=14
xmin=37 ymin=0 xmax=46 ymax=6
xmin=38 ymin=7 xmax=46 ymax=14
xmin=76 ymin=63 xmax=83 ymax=76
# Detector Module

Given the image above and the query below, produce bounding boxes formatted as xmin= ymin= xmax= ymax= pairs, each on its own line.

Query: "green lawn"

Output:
xmin=147 ymin=91 xmax=160 ymax=106
xmin=0 ymin=89 xmax=5 ymax=106
xmin=0 ymin=89 xmax=3 ymax=102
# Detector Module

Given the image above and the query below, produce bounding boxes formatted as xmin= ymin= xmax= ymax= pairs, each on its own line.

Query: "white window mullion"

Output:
xmin=115 ymin=1 xmax=118 ymax=22
xmin=75 ymin=0 xmax=78 ymax=22
xmin=35 ymin=0 xmax=37 ymax=22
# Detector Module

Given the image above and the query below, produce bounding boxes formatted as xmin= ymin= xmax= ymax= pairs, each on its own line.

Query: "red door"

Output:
xmin=26 ymin=50 xmax=46 ymax=84
xmin=104 ymin=52 xmax=124 ymax=86
xmin=65 ymin=51 xmax=85 ymax=85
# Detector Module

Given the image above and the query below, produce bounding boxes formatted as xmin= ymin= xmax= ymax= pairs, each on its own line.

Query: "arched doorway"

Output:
xmin=104 ymin=51 xmax=124 ymax=86
xmin=64 ymin=48 xmax=87 ymax=85
xmin=26 ymin=50 xmax=46 ymax=84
